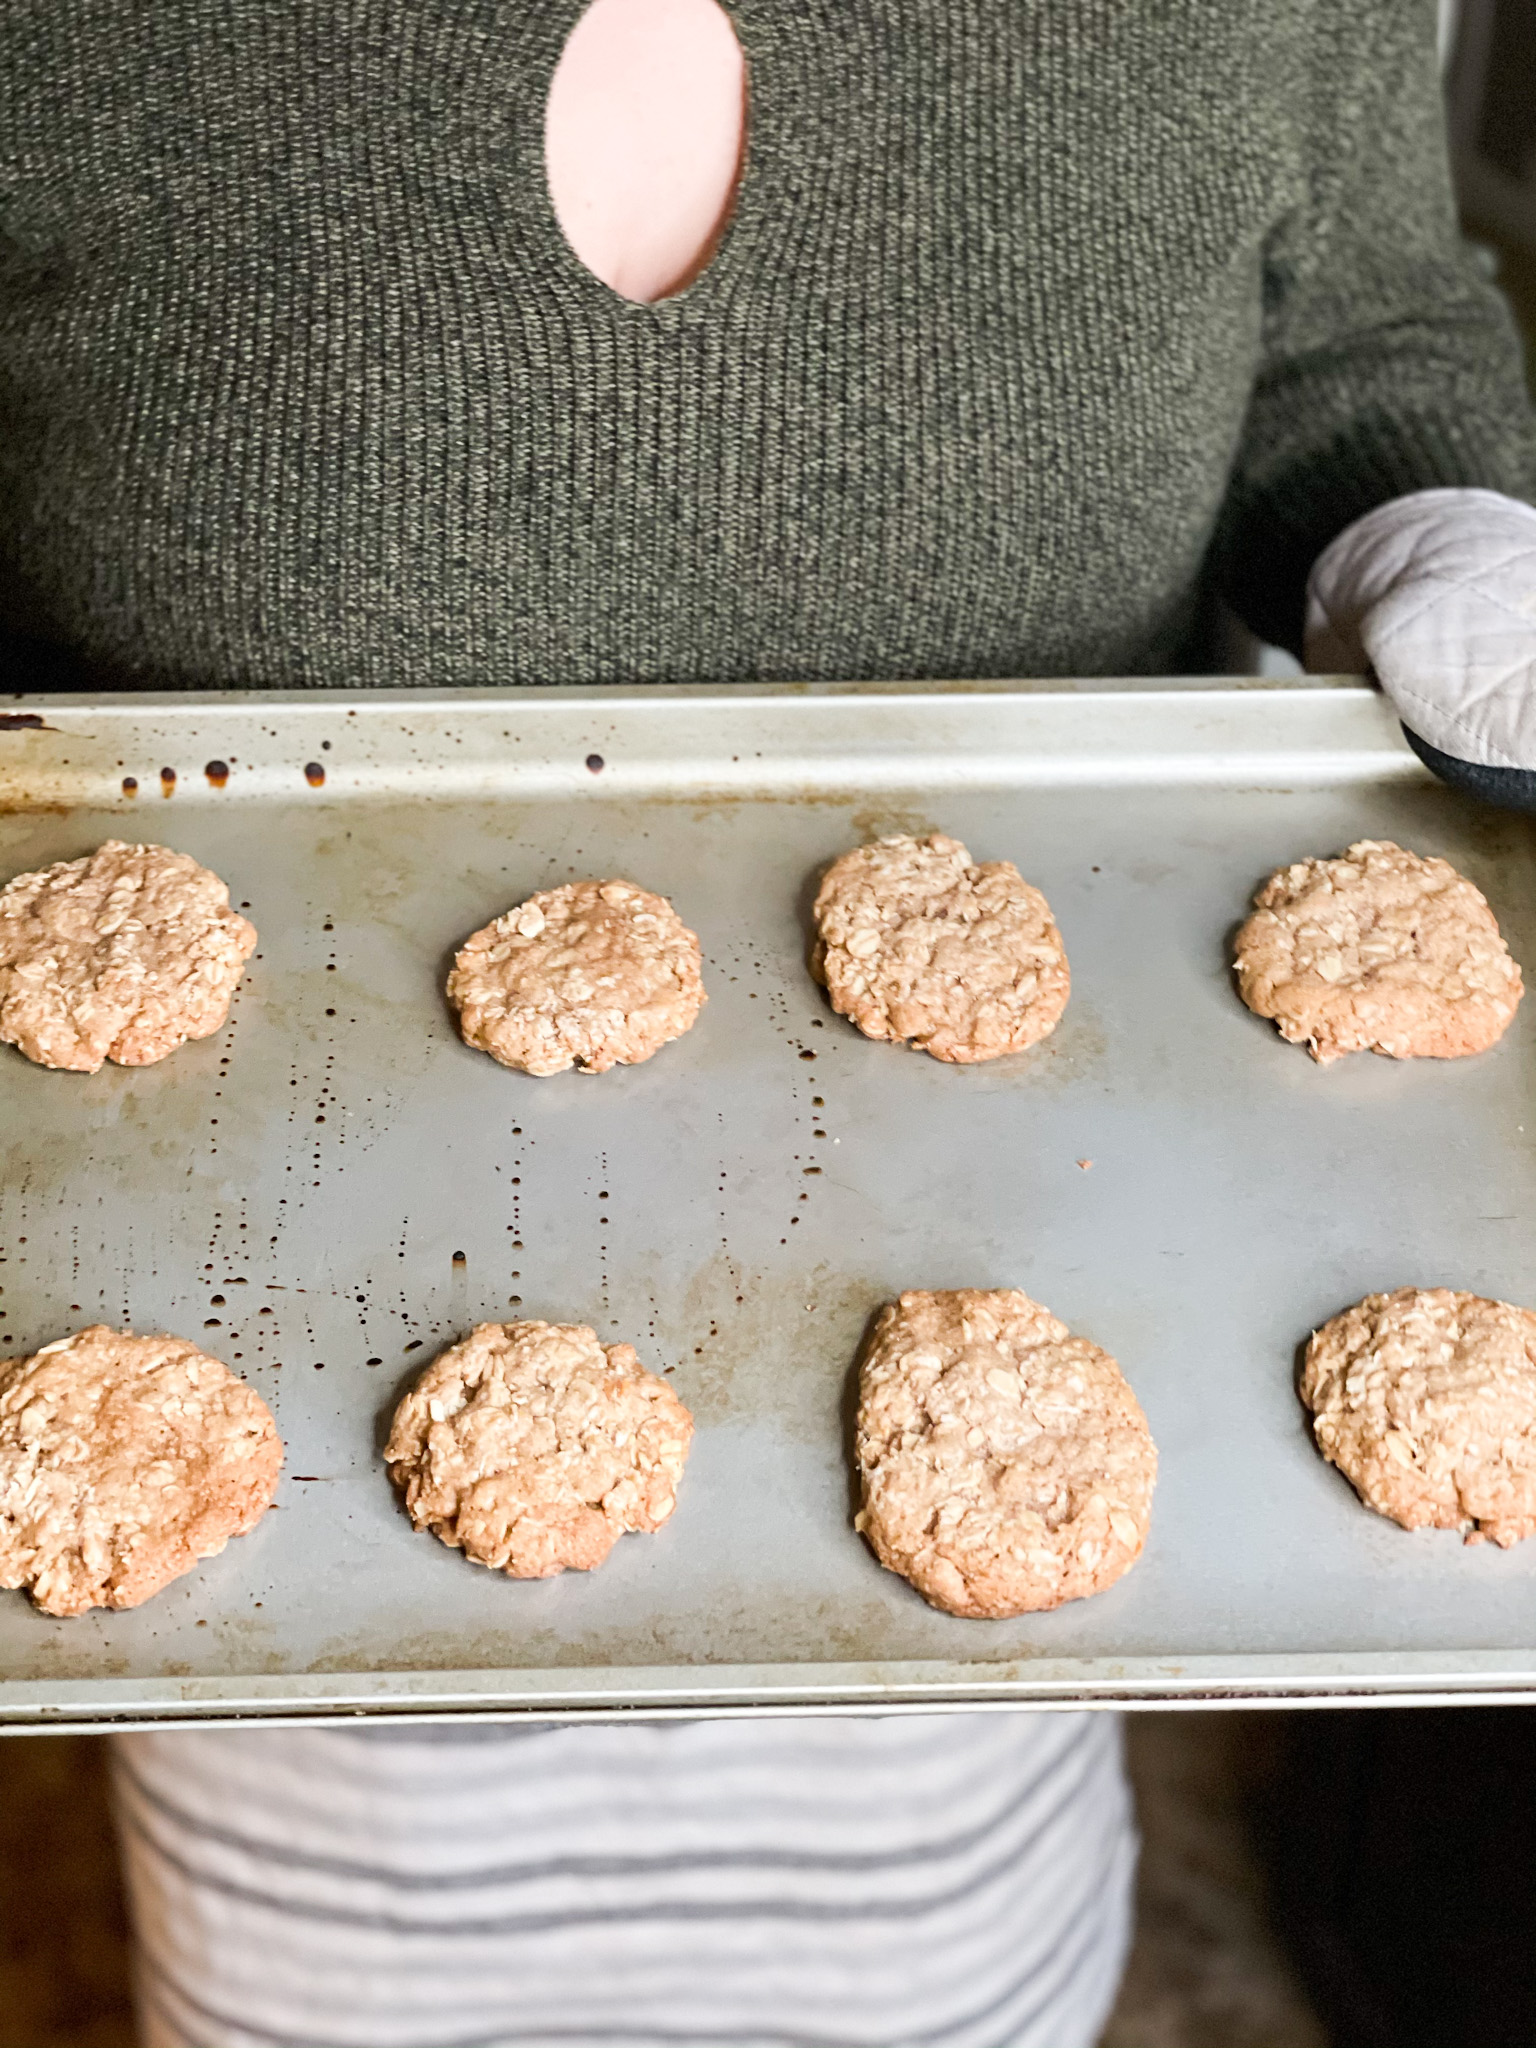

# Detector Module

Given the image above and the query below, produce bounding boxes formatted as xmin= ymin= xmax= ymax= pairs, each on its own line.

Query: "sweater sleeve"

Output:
xmin=1214 ymin=0 xmax=1536 ymax=655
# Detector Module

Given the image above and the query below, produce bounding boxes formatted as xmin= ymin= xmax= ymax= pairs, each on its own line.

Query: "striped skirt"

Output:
xmin=111 ymin=1712 xmax=1134 ymax=2048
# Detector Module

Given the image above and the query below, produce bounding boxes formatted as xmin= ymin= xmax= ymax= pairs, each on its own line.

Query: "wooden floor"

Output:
xmin=0 ymin=1714 xmax=1328 ymax=2048
xmin=0 ymin=1736 xmax=132 ymax=2048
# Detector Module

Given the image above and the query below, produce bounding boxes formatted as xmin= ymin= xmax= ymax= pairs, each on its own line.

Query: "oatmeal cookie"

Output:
xmin=0 ymin=841 xmax=257 ymax=1072
xmin=1302 ymin=1288 xmax=1536 ymax=1545
xmin=1234 ymin=839 xmax=1521 ymax=1064
xmin=811 ymin=834 xmax=1069 ymax=1063
xmin=0 ymin=1326 xmax=282 ymax=1618
xmin=385 ymin=1320 xmax=694 ymax=1577
xmin=447 ymin=879 xmax=706 ymax=1076
xmin=855 ymin=1289 xmax=1156 ymax=1618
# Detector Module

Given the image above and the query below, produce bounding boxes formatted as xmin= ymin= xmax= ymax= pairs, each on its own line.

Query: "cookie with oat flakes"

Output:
xmin=854 ymin=1289 xmax=1155 ymax=1618
xmin=385 ymin=1321 xmax=693 ymax=1578
xmin=1303 ymin=1288 xmax=1536 ymax=1545
xmin=0 ymin=840 xmax=257 ymax=1072
xmin=0 ymin=1325 xmax=282 ymax=1618
xmin=811 ymin=834 xmax=1069 ymax=1063
xmin=447 ymin=879 xmax=705 ymax=1076
xmin=1234 ymin=839 xmax=1521 ymax=1064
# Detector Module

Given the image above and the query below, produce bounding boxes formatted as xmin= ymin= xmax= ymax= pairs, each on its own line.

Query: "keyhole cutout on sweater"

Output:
xmin=545 ymin=0 xmax=747 ymax=304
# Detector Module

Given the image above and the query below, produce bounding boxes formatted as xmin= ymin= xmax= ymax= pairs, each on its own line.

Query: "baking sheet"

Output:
xmin=2 ymin=678 xmax=1536 ymax=1729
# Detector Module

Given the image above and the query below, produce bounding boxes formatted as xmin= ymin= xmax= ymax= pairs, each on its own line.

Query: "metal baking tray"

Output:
xmin=3 ymin=678 xmax=1536 ymax=1730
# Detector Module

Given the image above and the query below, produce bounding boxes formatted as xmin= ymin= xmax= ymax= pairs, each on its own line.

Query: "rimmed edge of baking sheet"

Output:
xmin=6 ymin=1652 xmax=1536 ymax=1732
xmin=0 ymin=676 xmax=1417 ymax=807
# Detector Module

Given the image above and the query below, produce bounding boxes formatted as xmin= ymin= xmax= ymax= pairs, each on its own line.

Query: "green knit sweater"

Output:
xmin=2 ymin=0 xmax=1534 ymax=690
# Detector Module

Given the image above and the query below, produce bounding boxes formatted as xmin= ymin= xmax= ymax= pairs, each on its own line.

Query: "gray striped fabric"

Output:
xmin=111 ymin=1713 xmax=1133 ymax=2048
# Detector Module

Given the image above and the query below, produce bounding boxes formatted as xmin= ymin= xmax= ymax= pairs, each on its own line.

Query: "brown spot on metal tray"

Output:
xmin=679 ymin=1253 xmax=882 ymax=1438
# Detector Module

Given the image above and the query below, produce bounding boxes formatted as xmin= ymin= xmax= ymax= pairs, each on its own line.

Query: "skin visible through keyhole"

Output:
xmin=545 ymin=0 xmax=747 ymax=304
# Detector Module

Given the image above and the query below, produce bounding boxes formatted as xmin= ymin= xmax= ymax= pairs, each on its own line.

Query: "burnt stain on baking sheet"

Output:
xmin=309 ymin=1585 xmax=915 ymax=1675
xmin=204 ymin=760 xmax=230 ymax=790
xmin=304 ymin=1564 xmax=1065 ymax=1677
xmin=0 ymin=731 xmax=79 ymax=815
xmin=6 ymin=1597 xmax=291 ymax=1683
xmin=304 ymin=762 xmax=326 ymax=788
xmin=0 ymin=1014 xmax=263 ymax=1206
xmin=849 ymin=802 xmax=941 ymax=843
xmin=959 ymin=998 xmax=1108 ymax=1091
xmin=194 ymin=1613 xmax=288 ymax=1672
xmin=0 ymin=790 xmax=73 ymax=818
xmin=0 ymin=714 xmax=50 ymax=732
xmin=306 ymin=798 xmax=548 ymax=936
xmin=678 ymin=1252 xmax=886 ymax=1438
xmin=661 ymin=785 xmax=888 ymax=822
xmin=1 ymin=1634 xmax=138 ymax=1684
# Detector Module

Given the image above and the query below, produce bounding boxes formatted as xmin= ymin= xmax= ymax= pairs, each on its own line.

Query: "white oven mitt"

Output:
xmin=1304 ymin=487 xmax=1536 ymax=775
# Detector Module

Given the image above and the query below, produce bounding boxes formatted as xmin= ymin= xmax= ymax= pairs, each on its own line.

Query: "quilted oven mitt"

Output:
xmin=1305 ymin=487 xmax=1536 ymax=808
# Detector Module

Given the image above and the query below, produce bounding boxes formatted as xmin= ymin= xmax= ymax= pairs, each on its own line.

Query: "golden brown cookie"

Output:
xmin=1234 ymin=839 xmax=1521 ymax=1064
xmin=0 ymin=1326 xmax=283 ymax=1617
xmin=1302 ymin=1288 xmax=1536 ymax=1545
xmin=854 ymin=1288 xmax=1155 ymax=1618
xmin=447 ymin=879 xmax=706 ymax=1076
xmin=0 ymin=841 xmax=257 ymax=1072
xmin=811 ymin=834 xmax=1069 ymax=1063
xmin=385 ymin=1320 xmax=694 ymax=1577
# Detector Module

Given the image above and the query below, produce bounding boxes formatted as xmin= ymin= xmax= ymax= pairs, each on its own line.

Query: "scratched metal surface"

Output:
xmin=3 ymin=680 xmax=1536 ymax=1729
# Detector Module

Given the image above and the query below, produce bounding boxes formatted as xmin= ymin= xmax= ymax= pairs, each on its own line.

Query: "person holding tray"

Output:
xmin=3 ymin=2 xmax=1535 ymax=2044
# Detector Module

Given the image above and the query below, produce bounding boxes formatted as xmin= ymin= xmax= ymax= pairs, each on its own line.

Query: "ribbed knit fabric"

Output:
xmin=112 ymin=1714 xmax=1135 ymax=2048
xmin=2 ymin=0 xmax=1533 ymax=689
